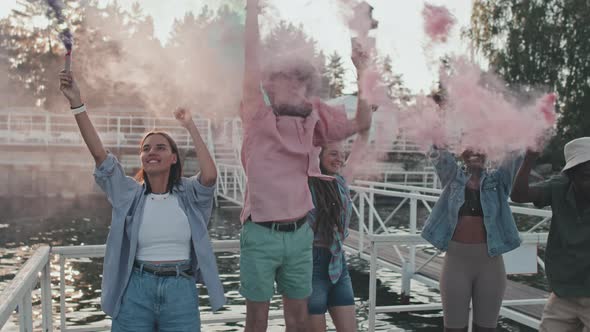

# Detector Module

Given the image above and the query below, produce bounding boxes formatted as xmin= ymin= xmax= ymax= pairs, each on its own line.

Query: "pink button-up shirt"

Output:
xmin=239 ymin=90 xmax=354 ymax=223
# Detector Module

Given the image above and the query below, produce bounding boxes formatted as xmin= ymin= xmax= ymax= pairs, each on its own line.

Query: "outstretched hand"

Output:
xmin=174 ymin=107 xmax=194 ymax=129
xmin=58 ymin=70 xmax=82 ymax=108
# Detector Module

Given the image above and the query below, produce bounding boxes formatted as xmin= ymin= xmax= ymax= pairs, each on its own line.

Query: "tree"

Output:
xmin=470 ymin=0 xmax=590 ymax=167
xmin=326 ymin=51 xmax=346 ymax=98
xmin=166 ymin=5 xmax=245 ymax=120
xmin=262 ymin=20 xmax=327 ymax=97
xmin=316 ymin=51 xmax=331 ymax=99
xmin=380 ymin=55 xmax=411 ymax=105
xmin=0 ymin=0 xmax=159 ymax=110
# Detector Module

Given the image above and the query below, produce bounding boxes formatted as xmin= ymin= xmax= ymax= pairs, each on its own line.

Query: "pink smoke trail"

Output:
xmin=537 ymin=92 xmax=558 ymax=124
xmin=437 ymin=57 xmax=557 ymax=160
xmin=422 ymin=3 xmax=456 ymax=43
xmin=332 ymin=0 xmax=404 ymax=180
xmin=398 ymin=96 xmax=446 ymax=150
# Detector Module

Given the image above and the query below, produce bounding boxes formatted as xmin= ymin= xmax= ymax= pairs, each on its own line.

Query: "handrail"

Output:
xmin=0 ymin=245 xmax=52 ymax=332
xmin=1 ymin=181 xmax=554 ymax=331
xmin=0 ymin=111 xmax=211 ymax=150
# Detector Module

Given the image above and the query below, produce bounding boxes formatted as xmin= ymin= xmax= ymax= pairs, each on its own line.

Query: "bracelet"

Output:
xmin=71 ymin=104 xmax=86 ymax=115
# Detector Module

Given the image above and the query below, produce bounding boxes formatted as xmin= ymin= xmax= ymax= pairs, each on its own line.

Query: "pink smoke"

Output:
xmin=537 ymin=92 xmax=558 ymax=124
xmin=432 ymin=57 xmax=556 ymax=160
xmin=398 ymin=96 xmax=446 ymax=150
xmin=359 ymin=68 xmax=390 ymax=107
xmin=422 ymin=3 xmax=456 ymax=43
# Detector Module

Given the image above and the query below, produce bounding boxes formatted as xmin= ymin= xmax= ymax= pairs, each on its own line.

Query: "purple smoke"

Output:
xmin=47 ymin=0 xmax=73 ymax=51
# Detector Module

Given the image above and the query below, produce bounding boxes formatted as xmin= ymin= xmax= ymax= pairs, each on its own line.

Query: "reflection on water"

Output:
xmin=0 ymin=196 xmax=539 ymax=331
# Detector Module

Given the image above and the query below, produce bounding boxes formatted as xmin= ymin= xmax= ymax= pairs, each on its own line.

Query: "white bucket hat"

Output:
xmin=563 ymin=137 xmax=590 ymax=171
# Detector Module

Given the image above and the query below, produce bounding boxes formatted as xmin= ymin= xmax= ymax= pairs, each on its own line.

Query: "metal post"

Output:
xmin=401 ymin=196 xmax=418 ymax=303
xmin=59 ymin=256 xmax=66 ymax=332
xmin=116 ymin=118 xmax=121 ymax=146
xmin=358 ymin=192 xmax=365 ymax=254
xmin=368 ymin=240 xmax=378 ymax=332
xmin=468 ymin=300 xmax=473 ymax=332
xmin=45 ymin=114 xmax=50 ymax=145
xmin=41 ymin=261 xmax=53 ymax=332
xmin=368 ymin=187 xmax=375 ymax=235
xmin=7 ymin=112 xmax=11 ymax=143
xmin=18 ymin=292 xmax=33 ymax=332
xmin=234 ymin=168 xmax=238 ymax=200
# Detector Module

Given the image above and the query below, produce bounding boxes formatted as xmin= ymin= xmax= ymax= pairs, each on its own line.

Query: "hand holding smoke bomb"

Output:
xmin=65 ymin=50 xmax=71 ymax=72
xmin=58 ymin=70 xmax=82 ymax=108
xmin=350 ymin=1 xmax=378 ymax=70
xmin=350 ymin=1 xmax=379 ymax=36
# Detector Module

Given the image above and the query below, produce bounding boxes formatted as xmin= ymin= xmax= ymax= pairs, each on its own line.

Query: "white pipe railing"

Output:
xmin=216 ymin=163 xmax=246 ymax=206
xmin=0 ymin=111 xmax=211 ymax=150
xmin=362 ymin=232 xmax=549 ymax=331
xmin=1 ymin=181 xmax=554 ymax=331
xmin=349 ymin=182 xmax=552 ymax=331
xmin=0 ymin=246 xmax=52 ymax=332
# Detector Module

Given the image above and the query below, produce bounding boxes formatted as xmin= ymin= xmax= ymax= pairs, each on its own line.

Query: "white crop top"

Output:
xmin=136 ymin=192 xmax=192 ymax=261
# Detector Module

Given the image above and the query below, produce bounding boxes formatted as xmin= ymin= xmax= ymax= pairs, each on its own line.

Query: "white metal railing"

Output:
xmin=219 ymin=117 xmax=242 ymax=160
xmin=348 ymin=181 xmax=552 ymax=331
xmin=216 ymin=163 xmax=246 ymax=206
xmin=382 ymin=171 xmax=439 ymax=188
xmin=360 ymin=234 xmax=549 ymax=331
xmin=0 ymin=246 xmax=52 ymax=332
xmin=1 ymin=227 xmax=551 ymax=331
xmin=2 ymin=180 xmax=554 ymax=331
xmin=222 ymin=117 xmax=424 ymax=157
xmin=0 ymin=111 xmax=211 ymax=150
xmin=0 ymin=241 xmax=289 ymax=332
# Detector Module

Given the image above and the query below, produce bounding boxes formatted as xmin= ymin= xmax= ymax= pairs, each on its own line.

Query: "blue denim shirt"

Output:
xmin=94 ymin=153 xmax=225 ymax=318
xmin=421 ymin=147 xmax=524 ymax=256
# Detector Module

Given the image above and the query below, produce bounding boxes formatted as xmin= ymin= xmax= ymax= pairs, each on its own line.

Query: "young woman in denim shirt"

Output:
xmin=422 ymin=146 xmax=523 ymax=332
xmin=307 ymin=122 xmax=373 ymax=332
xmin=59 ymin=71 xmax=224 ymax=331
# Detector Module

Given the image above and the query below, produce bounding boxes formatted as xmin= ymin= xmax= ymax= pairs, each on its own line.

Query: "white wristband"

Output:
xmin=71 ymin=104 xmax=86 ymax=115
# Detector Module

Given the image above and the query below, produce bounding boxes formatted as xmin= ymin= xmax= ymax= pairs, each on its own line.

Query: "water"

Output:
xmin=0 ymin=195 xmax=542 ymax=331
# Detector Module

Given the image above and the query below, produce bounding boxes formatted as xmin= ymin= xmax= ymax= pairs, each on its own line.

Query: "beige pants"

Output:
xmin=539 ymin=293 xmax=590 ymax=332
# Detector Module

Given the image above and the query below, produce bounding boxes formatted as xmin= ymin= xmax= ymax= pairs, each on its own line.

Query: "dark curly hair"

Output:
xmin=308 ymin=149 xmax=344 ymax=244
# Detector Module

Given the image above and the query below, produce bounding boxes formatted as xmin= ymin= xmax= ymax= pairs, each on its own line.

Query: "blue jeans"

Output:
xmin=111 ymin=261 xmax=200 ymax=332
xmin=308 ymin=247 xmax=355 ymax=315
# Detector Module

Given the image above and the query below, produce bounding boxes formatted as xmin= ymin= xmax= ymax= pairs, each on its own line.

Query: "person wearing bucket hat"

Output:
xmin=512 ymin=137 xmax=590 ymax=331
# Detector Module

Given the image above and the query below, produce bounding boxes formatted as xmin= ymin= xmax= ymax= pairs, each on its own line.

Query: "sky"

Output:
xmin=0 ymin=0 xmax=474 ymax=94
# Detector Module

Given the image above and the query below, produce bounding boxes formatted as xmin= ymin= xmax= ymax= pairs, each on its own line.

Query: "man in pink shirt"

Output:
xmin=239 ymin=1 xmax=373 ymax=330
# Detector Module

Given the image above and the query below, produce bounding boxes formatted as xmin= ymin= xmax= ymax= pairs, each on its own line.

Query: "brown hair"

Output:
xmin=134 ymin=131 xmax=183 ymax=194
xmin=308 ymin=148 xmax=344 ymax=244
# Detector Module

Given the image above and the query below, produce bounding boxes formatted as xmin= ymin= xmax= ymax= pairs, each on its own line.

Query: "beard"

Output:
xmin=272 ymin=101 xmax=313 ymax=117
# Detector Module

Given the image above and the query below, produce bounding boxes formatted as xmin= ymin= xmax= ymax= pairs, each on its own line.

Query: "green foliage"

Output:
xmin=326 ymin=51 xmax=345 ymax=98
xmin=470 ymin=0 xmax=590 ymax=168
xmin=1 ymin=2 xmax=415 ymax=114
xmin=0 ymin=2 xmax=335 ymax=114
xmin=380 ymin=55 xmax=411 ymax=106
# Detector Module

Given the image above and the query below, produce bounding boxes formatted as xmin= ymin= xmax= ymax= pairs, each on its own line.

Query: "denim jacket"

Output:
xmin=421 ymin=147 xmax=524 ymax=256
xmin=94 ymin=153 xmax=225 ymax=318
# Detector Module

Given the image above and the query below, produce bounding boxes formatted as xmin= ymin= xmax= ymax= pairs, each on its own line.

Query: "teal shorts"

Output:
xmin=239 ymin=219 xmax=314 ymax=302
